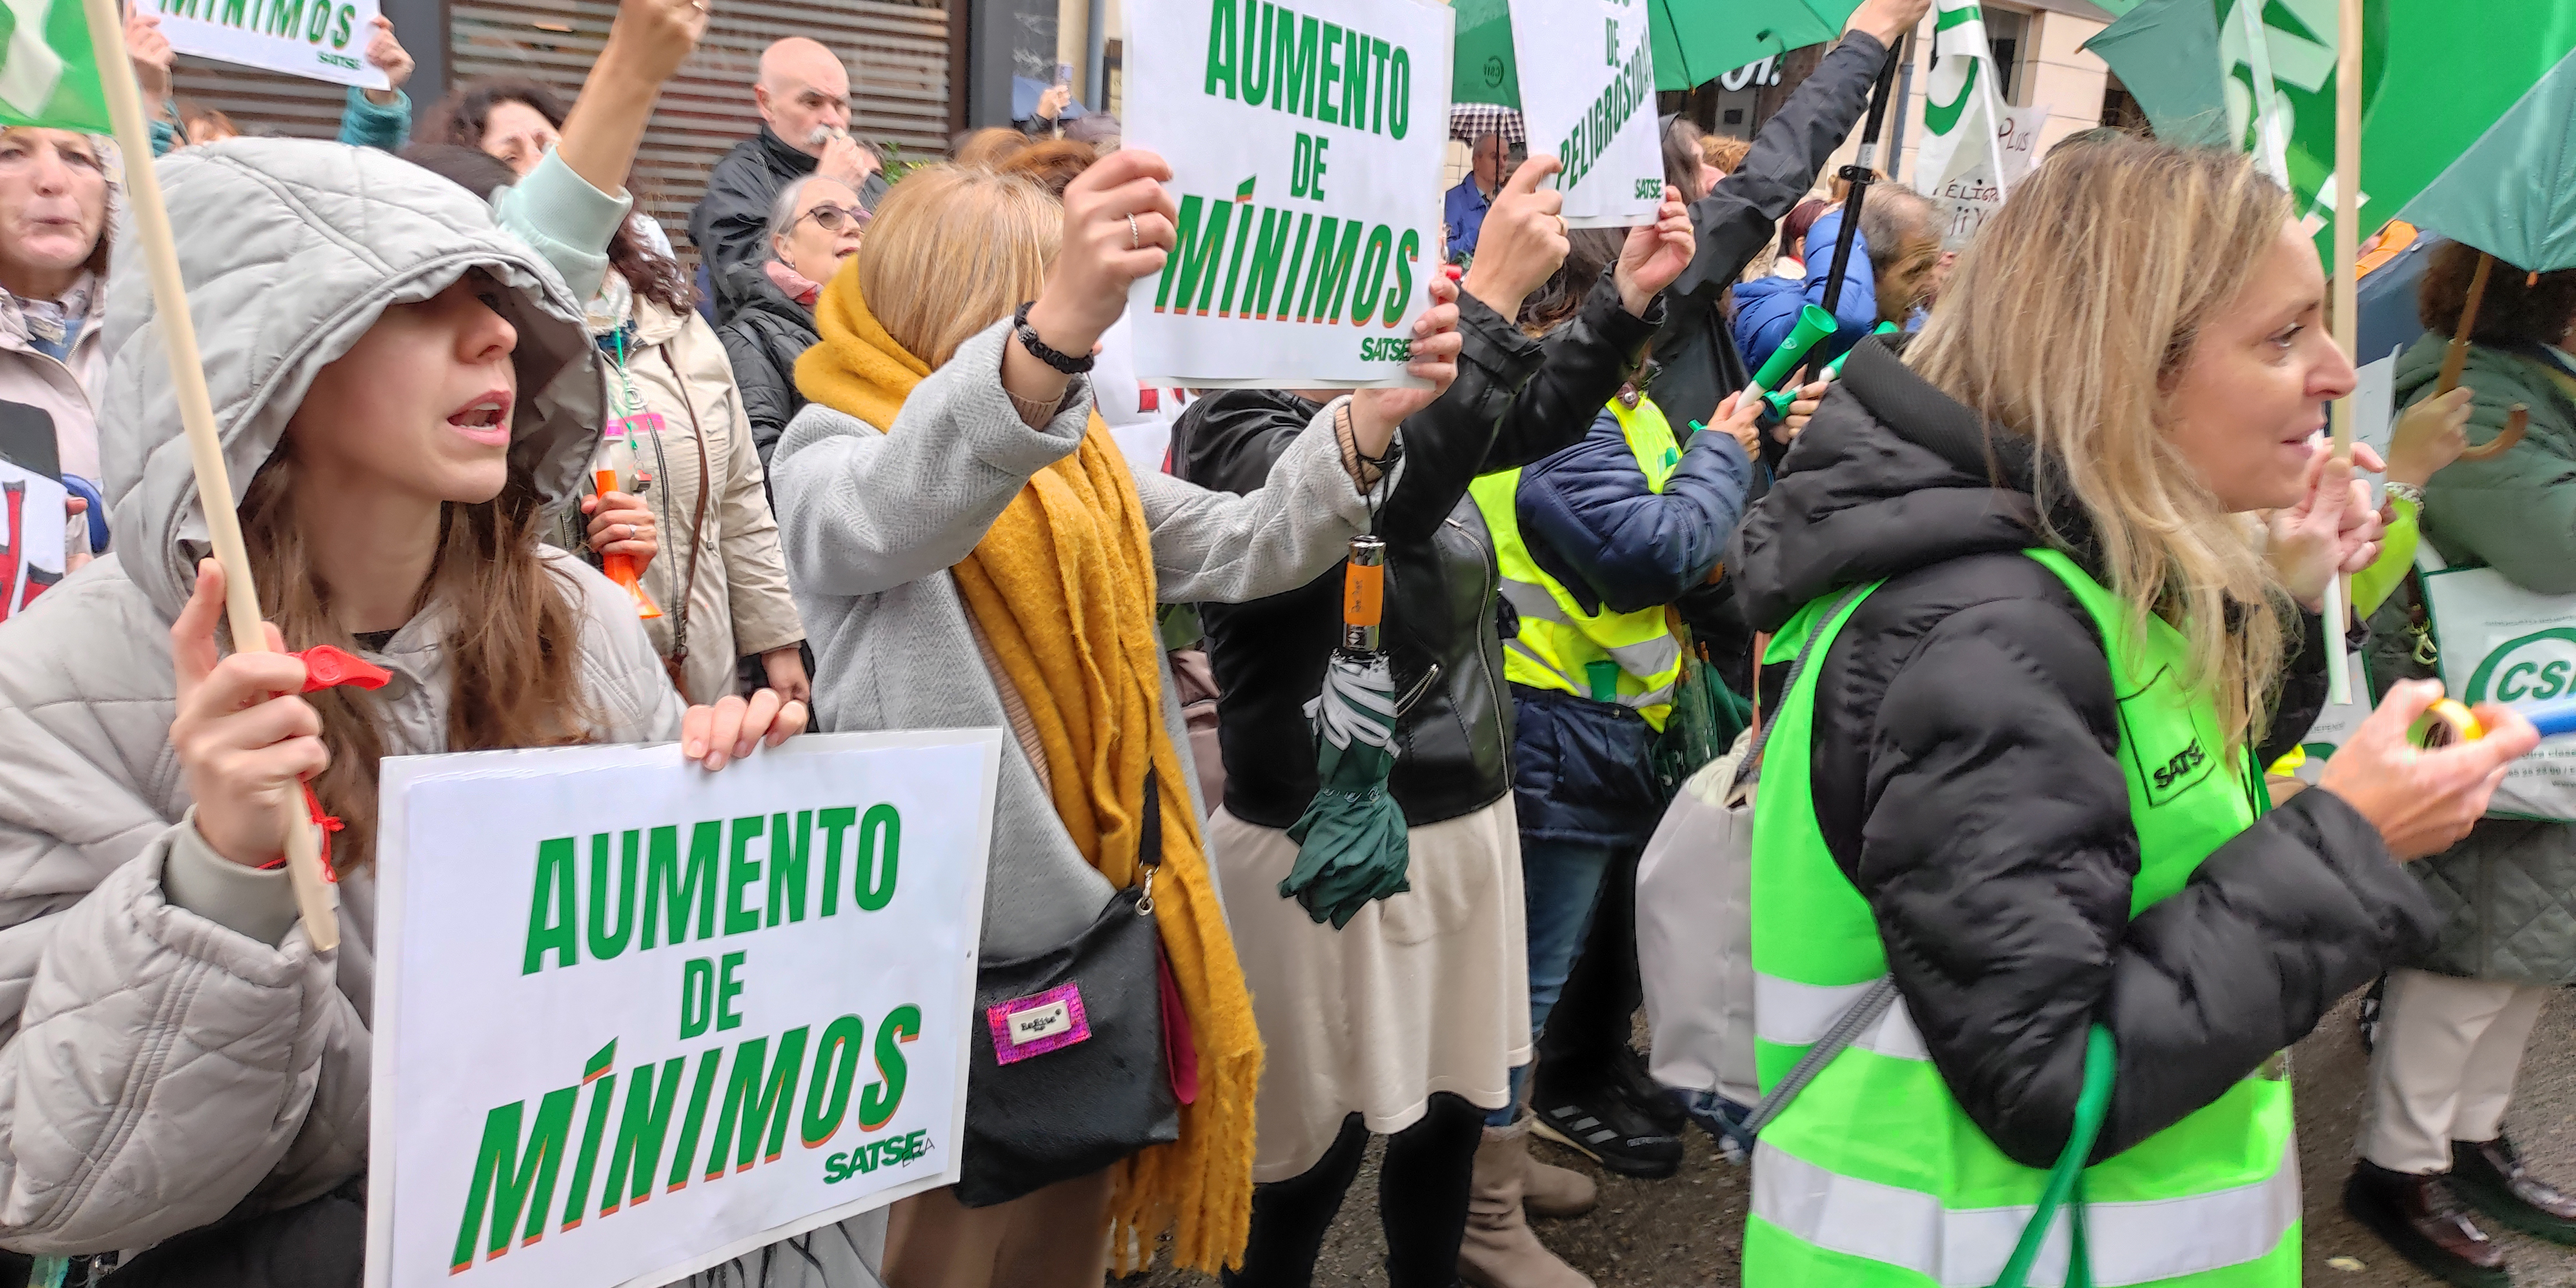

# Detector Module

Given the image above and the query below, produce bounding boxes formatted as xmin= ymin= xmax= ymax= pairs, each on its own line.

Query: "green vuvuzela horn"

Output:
xmin=1747 ymin=304 xmax=1839 ymax=398
xmin=1763 ymin=321 xmax=1898 ymax=419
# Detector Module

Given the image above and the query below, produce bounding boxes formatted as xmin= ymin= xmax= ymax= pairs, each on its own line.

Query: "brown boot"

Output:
xmin=1522 ymin=1148 xmax=1598 ymax=1219
xmin=1459 ymin=1121 xmax=1594 ymax=1288
xmin=2343 ymin=1161 xmax=2510 ymax=1288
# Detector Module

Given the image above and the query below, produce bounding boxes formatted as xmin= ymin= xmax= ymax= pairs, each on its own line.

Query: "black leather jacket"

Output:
xmin=1171 ymin=274 xmax=1662 ymax=828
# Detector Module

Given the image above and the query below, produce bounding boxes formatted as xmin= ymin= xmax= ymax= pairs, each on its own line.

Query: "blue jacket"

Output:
xmin=1504 ymin=406 xmax=1754 ymax=846
xmin=1732 ymin=207 xmax=1878 ymax=380
xmin=1444 ymin=175 xmax=1495 ymax=262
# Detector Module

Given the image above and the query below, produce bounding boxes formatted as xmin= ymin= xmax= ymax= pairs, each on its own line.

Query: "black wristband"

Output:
xmin=1013 ymin=301 xmax=1094 ymax=375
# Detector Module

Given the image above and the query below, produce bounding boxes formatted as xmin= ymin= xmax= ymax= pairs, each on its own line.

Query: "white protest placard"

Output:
xmin=1510 ymin=0 xmax=1661 ymax=228
xmin=1926 ymin=100 xmax=2045 ymax=250
xmin=366 ymin=731 xmax=1002 ymax=1288
xmin=2424 ymin=568 xmax=2576 ymax=821
xmin=0 ymin=457 xmax=66 ymax=626
xmin=1123 ymin=0 xmax=1452 ymax=388
xmin=144 ymin=0 xmax=390 ymax=92
xmin=1914 ymin=0 xmax=2016 ymax=249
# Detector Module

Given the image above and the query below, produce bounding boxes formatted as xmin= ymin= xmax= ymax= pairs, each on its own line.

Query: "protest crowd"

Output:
xmin=0 ymin=0 xmax=2570 ymax=1285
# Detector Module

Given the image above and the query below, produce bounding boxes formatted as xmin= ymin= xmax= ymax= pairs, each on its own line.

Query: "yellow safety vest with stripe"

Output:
xmin=1467 ymin=397 xmax=1688 ymax=731
xmin=1744 ymin=549 xmax=2297 ymax=1288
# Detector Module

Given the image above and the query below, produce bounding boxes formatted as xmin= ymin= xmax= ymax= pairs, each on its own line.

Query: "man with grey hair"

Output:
xmin=1732 ymin=180 xmax=1945 ymax=379
xmin=689 ymin=37 xmax=889 ymax=323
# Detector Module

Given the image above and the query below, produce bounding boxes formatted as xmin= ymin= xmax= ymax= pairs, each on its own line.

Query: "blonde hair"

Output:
xmin=854 ymin=163 xmax=1059 ymax=368
xmin=1905 ymin=138 xmax=2296 ymax=753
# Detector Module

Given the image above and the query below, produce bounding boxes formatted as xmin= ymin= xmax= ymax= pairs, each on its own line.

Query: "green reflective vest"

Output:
xmin=1744 ymin=549 xmax=2297 ymax=1288
xmin=1467 ymin=396 xmax=1688 ymax=730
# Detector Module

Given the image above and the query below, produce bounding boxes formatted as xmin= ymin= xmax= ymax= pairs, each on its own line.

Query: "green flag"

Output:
xmin=2086 ymin=0 xmax=2576 ymax=270
xmin=0 ymin=0 xmax=110 ymax=133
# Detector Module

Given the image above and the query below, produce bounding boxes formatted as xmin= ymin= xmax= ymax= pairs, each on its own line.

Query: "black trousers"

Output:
xmin=1533 ymin=839 xmax=1644 ymax=1095
xmin=1222 ymin=1094 xmax=1483 ymax=1288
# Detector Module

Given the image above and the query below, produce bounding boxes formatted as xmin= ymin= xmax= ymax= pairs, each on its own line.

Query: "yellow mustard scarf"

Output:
xmin=794 ymin=274 xmax=1260 ymax=1273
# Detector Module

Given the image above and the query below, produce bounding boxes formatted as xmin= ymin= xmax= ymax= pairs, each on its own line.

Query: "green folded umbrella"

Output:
xmin=1281 ymin=652 xmax=1411 ymax=929
xmin=2086 ymin=0 xmax=2576 ymax=271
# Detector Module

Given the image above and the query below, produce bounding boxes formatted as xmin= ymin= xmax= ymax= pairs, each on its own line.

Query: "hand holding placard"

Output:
xmin=1460 ymin=155 xmax=1567 ymax=321
xmin=1614 ymin=185 xmax=1694 ymax=316
xmin=1349 ymin=264 xmax=1463 ymax=445
xmin=1032 ymin=150 xmax=1180 ymax=358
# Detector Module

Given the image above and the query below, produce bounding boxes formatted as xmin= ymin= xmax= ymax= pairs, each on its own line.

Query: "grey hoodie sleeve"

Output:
xmin=770 ymin=319 xmax=1093 ymax=598
xmin=1131 ymin=395 xmax=1398 ymax=605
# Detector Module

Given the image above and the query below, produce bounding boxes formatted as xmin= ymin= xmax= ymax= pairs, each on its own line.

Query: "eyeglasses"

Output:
xmin=799 ymin=204 xmax=867 ymax=233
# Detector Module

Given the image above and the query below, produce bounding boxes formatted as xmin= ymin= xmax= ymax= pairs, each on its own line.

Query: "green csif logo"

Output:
xmin=2466 ymin=628 xmax=2576 ymax=705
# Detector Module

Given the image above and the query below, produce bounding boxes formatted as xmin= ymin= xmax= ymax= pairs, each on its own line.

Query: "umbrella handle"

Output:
xmin=2456 ymin=404 xmax=2528 ymax=463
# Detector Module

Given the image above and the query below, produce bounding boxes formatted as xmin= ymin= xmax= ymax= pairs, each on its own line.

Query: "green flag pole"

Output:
xmin=80 ymin=0 xmax=341 ymax=950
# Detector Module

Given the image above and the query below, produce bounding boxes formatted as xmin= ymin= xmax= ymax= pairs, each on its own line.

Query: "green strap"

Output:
xmin=1994 ymin=1024 xmax=2116 ymax=1288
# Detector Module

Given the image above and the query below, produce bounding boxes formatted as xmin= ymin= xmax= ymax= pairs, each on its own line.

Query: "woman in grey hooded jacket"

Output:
xmin=0 ymin=17 xmax=895 ymax=1288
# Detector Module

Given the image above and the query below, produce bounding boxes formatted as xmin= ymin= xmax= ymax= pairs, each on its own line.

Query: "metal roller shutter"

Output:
xmin=167 ymin=54 xmax=356 ymax=141
xmin=449 ymin=0 xmax=952 ymax=262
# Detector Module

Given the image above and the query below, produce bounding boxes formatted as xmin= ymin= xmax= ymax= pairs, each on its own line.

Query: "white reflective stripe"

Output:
xmin=1604 ymin=633 xmax=1682 ymax=681
xmin=1756 ymin=973 xmax=1931 ymax=1061
xmin=1753 ymin=1137 xmax=2300 ymax=1287
xmin=1500 ymin=578 xmax=1572 ymax=624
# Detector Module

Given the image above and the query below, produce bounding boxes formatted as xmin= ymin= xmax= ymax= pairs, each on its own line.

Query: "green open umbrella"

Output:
xmin=2086 ymin=0 xmax=2576 ymax=271
xmin=1458 ymin=0 xmax=1936 ymax=104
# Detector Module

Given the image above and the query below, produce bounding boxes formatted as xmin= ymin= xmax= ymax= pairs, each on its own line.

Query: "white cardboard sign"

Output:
xmin=1928 ymin=101 xmax=2047 ymax=251
xmin=1511 ymin=0 xmax=1661 ymax=229
xmin=2424 ymin=567 xmax=2576 ymax=821
xmin=0 ymin=457 xmax=66 ymax=626
xmin=366 ymin=731 xmax=1002 ymax=1288
xmin=144 ymin=0 xmax=390 ymax=92
xmin=1123 ymin=0 xmax=1452 ymax=387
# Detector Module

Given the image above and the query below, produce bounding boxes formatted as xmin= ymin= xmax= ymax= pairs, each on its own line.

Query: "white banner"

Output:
xmin=1123 ymin=0 xmax=1452 ymax=388
xmin=2424 ymin=567 xmax=2576 ymax=821
xmin=0 ymin=458 xmax=66 ymax=626
xmin=366 ymin=731 xmax=1002 ymax=1288
xmin=1510 ymin=0 xmax=1661 ymax=229
xmin=144 ymin=0 xmax=389 ymax=92
xmin=1928 ymin=100 xmax=2046 ymax=250
xmin=1914 ymin=0 xmax=2014 ymax=249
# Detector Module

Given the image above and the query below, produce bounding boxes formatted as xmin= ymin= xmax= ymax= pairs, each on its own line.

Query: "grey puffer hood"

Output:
xmin=98 ymin=138 xmax=604 ymax=621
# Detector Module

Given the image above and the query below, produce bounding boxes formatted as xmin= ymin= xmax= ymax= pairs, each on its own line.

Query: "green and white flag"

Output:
xmin=1123 ymin=0 xmax=1452 ymax=388
xmin=1913 ymin=0 xmax=2014 ymax=244
xmin=0 ymin=0 xmax=110 ymax=133
xmin=1510 ymin=0 xmax=1662 ymax=228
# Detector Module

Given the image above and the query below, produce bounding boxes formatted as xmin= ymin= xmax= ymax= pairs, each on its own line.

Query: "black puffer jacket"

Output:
xmin=1730 ymin=337 xmax=2437 ymax=1168
xmin=1173 ymin=273 xmax=1660 ymax=828
xmin=687 ymin=127 xmax=890 ymax=324
xmin=715 ymin=263 xmax=819 ymax=471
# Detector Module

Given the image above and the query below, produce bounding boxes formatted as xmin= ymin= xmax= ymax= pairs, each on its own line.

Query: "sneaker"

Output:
xmin=1530 ymin=1086 xmax=1683 ymax=1180
xmin=1611 ymin=1044 xmax=1688 ymax=1134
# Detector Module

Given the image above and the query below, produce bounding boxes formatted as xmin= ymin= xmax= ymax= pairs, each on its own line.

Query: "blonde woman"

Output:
xmin=769 ymin=153 xmax=1459 ymax=1284
xmin=1727 ymin=137 xmax=2536 ymax=1286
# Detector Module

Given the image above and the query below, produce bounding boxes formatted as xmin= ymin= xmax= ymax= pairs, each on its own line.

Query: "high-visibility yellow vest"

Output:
xmin=1468 ymin=396 xmax=1688 ymax=731
xmin=1744 ymin=549 xmax=2295 ymax=1287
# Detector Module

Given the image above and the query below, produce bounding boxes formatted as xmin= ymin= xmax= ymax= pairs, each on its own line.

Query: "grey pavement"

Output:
xmin=1129 ymin=989 xmax=2576 ymax=1286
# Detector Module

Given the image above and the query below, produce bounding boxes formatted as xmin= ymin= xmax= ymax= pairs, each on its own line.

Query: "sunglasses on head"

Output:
xmin=801 ymin=204 xmax=867 ymax=233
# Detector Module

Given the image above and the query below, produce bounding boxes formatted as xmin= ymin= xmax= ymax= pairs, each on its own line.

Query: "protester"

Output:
xmin=719 ymin=173 xmax=863 ymax=469
xmin=132 ymin=11 xmax=417 ymax=154
xmin=1700 ymin=134 xmax=1750 ymax=181
xmin=1770 ymin=198 xmax=1829 ymax=280
xmin=1727 ymin=136 xmax=2535 ymax=1286
xmin=0 ymin=5 xmax=945 ymax=1283
xmin=2341 ymin=246 xmax=2576 ymax=1285
xmin=771 ymin=150 xmax=1458 ymax=1284
xmin=420 ymin=78 xmax=682 ymax=263
xmin=1445 ymin=131 xmax=1510 ymax=263
xmin=1016 ymin=79 xmax=1079 ymax=136
xmin=1165 ymin=162 xmax=1689 ymax=1288
xmin=0 ymin=128 xmax=109 ymax=517
xmin=1470 ymin=229 xmax=1762 ymax=1214
xmin=1732 ymin=182 xmax=1943 ymax=378
xmin=690 ymin=37 xmax=888 ymax=323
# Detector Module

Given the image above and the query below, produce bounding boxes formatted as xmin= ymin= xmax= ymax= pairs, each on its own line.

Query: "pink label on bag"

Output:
xmin=602 ymin=411 xmax=667 ymax=441
xmin=986 ymin=982 xmax=1091 ymax=1064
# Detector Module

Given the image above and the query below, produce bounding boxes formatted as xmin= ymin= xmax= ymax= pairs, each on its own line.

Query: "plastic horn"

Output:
xmin=2410 ymin=697 xmax=2576 ymax=747
xmin=1341 ymin=535 xmax=1386 ymax=654
xmin=594 ymin=469 xmax=663 ymax=620
xmin=2533 ymin=699 xmax=2576 ymax=741
xmin=1765 ymin=321 xmax=1898 ymax=419
xmin=1746 ymin=305 xmax=1839 ymax=399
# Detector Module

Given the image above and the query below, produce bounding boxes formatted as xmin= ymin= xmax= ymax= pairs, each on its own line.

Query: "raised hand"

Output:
xmin=169 ymin=560 xmax=326 ymax=867
xmin=2319 ymin=679 xmax=2539 ymax=860
xmin=2266 ymin=440 xmax=2387 ymax=611
xmin=1845 ymin=0 xmax=1931 ymax=46
xmin=1028 ymin=148 xmax=1178 ymax=358
xmin=2386 ymin=386 xmax=2472 ymax=490
xmin=1614 ymin=185 xmax=1695 ymax=315
xmin=1349 ymin=266 xmax=1465 ymax=456
xmin=127 ymin=11 xmax=174 ymax=105
xmin=1459 ymin=155 xmax=1568 ymax=322
xmin=682 ymin=689 xmax=808 ymax=770
xmin=363 ymin=16 xmax=414 ymax=104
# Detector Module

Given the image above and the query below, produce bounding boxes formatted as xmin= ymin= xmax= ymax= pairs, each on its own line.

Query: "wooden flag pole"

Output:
xmin=83 ymin=0 xmax=339 ymax=950
xmin=2322 ymin=0 xmax=2362 ymax=707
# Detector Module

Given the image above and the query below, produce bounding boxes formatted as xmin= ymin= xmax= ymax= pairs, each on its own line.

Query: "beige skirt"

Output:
xmin=1209 ymin=795 xmax=1531 ymax=1182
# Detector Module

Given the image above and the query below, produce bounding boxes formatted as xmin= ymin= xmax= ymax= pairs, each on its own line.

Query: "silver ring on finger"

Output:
xmin=1128 ymin=213 xmax=1140 ymax=250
